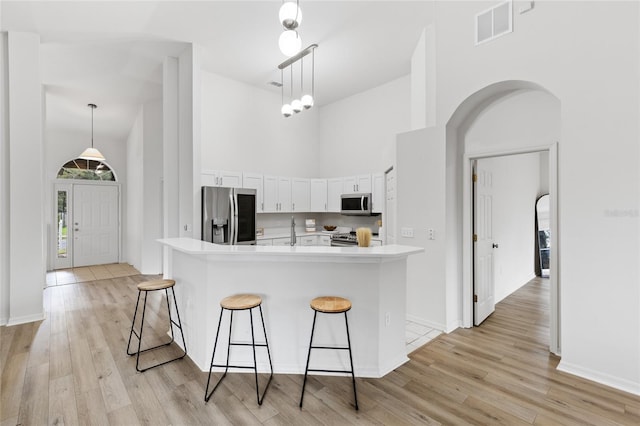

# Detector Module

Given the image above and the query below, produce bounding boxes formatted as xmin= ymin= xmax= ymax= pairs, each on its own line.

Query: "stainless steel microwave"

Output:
xmin=340 ymin=193 xmax=372 ymax=216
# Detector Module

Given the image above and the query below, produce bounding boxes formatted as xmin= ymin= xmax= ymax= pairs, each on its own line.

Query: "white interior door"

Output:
xmin=72 ymin=184 xmax=119 ymax=267
xmin=474 ymin=161 xmax=496 ymax=325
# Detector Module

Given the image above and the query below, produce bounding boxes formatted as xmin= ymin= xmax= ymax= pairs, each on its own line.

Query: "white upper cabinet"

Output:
xmin=327 ymin=178 xmax=343 ymax=212
xmin=263 ymin=175 xmax=279 ymax=212
xmin=264 ymin=175 xmax=292 ymax=212
xmin=243 ymin=172 xmax=264 ymax=213
xmin=310 ymin=179 xmax=328 ymax=212
xmin=372 ymin=173 xmax=384 ymax=213
xmin=343 ymin=174 xmax=372 ymax=193
xmin=291 ymin=178 xmax=310 ymax=212
xmin=201 ymin=170 xmax=242 ymax=188
xmin=278 ymin=177 xmax=292 ymax=212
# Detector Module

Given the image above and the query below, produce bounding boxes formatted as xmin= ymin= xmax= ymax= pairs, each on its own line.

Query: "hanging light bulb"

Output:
xmin=301 ymin=94 xmax=314 ymax=110
xmin=291 ymin=99 xmax=302 ymax=113
xmin=279 ymin=30 xmax=302 ymax=57
xmin=279 ymin=1 xmax=302 ymax=30
xmin=281 ymin=104 xmax=293 ymax=117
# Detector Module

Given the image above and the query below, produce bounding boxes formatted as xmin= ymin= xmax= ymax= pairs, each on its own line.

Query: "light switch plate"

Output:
xmin=401 ymin=227 xmax=414 ymax=238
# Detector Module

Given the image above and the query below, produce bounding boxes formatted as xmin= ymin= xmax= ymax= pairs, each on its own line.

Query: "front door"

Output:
xmin=72 ymin=184 xmax=119 ymax=267
xmin=473 ymin=161 xmax=496 ymax=325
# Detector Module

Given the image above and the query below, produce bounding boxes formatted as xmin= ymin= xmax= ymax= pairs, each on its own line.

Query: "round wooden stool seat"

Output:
xmin=220 ymin=294 xmax=262 ymax=310
xmin=137 ymin=279 xmax=175 ymax=292
xmin=310 ymin=296 xmax=352 ymax=313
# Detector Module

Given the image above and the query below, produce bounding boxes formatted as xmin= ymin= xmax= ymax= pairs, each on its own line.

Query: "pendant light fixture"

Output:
xmin=278 ymin=0 xmax=302 ymax=56
xmin=79 ymin=103 xmax=105 ymax=161
xmin=278 ymin=44 xmax=317 ymax=118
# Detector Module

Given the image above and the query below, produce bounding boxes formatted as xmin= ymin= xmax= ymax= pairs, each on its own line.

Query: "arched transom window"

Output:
xmin=57 ymin=159 xmax=116 ymax=181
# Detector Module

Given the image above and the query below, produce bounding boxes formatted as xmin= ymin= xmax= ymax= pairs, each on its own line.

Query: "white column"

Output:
xmin=7 ymin=31 xmax=45 ymax=325
xmin=163 ymin=56 xmax=179 ymax=276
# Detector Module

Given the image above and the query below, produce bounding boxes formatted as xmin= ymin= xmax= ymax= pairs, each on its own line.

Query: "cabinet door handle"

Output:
xmin=292 ymin=203 xmax=295 ymax=211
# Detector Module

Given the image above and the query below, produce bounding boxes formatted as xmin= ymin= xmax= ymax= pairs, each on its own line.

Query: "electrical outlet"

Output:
xmin=428 ymin=229 xmax=435 ymax=240
xmin=385 ymin=312 xmax=391 ymax=327
xmin=400 ymin=227 xmax=414 ymax=238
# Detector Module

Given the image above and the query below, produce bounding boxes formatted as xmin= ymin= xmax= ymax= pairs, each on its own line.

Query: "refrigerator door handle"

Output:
xmin=232 ymin=190 xmax=239 ymax=244
xmin=229 ymin=190 xmax=236 ymax=245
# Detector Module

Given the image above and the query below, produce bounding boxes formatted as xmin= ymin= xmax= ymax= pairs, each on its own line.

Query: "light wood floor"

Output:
xmin=2 ymin=275 xmax=639 ymax=425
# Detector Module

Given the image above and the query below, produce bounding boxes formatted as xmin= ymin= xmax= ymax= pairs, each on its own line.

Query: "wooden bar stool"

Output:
xmin=126 ymin=279 xmax=187 ymax=372
xmin=205 ymin=294 xmax=273 ymax=405
xmin=300 ymin=296 xmax=358 ymax=410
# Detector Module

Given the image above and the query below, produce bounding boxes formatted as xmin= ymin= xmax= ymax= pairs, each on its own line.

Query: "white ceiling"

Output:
xmin=1 ymin=1 xmax=433 ymax=142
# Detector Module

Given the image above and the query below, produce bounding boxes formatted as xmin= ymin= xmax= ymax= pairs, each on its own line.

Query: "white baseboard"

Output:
xmin=6 ymin=311 xmax=45 ymax=326
xmin=557 ymin=360 xmax=640 ymax=396
xmin=406 ymin=314 xmax=445 ymax=332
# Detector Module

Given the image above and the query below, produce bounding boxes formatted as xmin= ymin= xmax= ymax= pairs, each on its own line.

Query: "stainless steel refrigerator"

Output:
xmin=201 ymin=186 xmax=257 ymax=245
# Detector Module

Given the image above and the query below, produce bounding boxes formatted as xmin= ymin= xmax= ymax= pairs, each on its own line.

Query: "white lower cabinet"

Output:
xmin=318 ymin=235 xmax=331 ymax=246
xmin=272 ymin=237 xmax=292 ymax=246
xmin=299 ymin=236 xmax=316 ymax=246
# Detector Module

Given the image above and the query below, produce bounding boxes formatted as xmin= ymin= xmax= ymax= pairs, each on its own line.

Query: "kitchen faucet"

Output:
xmin=290 ymin=216 xmax=297 ymax=246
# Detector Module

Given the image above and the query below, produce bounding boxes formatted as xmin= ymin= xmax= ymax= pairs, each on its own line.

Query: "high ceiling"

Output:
xmin=1 ymin=1 xmax=434 ymax=142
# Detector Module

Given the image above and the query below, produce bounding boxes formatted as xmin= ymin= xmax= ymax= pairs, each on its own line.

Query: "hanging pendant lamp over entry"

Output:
xmin=79 ymin=103 xmax=106 ymax=162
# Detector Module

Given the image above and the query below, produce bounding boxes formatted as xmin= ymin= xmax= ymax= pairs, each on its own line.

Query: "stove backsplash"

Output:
xmin=257 ymin=213 xmax=382 ymax=234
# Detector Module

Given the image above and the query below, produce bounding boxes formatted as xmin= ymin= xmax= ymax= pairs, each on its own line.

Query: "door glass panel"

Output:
xmin=57 ymin=190 xmax=68 ymax=258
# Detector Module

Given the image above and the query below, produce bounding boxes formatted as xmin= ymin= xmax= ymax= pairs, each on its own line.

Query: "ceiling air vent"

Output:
xmin=475 ymin=0 xmax=513 ymax=45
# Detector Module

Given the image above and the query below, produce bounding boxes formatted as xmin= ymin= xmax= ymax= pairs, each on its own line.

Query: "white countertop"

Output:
xmin=158 ymin=237 xmax=422 ymax=261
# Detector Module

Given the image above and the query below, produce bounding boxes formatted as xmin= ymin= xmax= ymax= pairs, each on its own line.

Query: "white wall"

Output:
xmin=125 ymin=101 xmax=163 ymax=274
xmin=126 ymin=110 xmax=143 ymax=270
xmin=0 ymin=33 xmax=9 ymax=324
xmin=318 ymin=75 xmax=410 ymax=177
xmin=141 ymin=101 xmax=163 ymax=273
xmin=6 ymin=32 xmax=45 ymax=325
xmin=476 ymin=154 xmax=541 ymax=302
xmin=397 ymin=127 xmax=447 ymax=330
xmin=429 ymin=1 xmax=639 ymax=394
xmin=200 ymin=70 xmax=320 ymax=177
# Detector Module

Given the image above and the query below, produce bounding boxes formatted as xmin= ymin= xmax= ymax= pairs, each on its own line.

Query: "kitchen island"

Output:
xmin=158 ymin=237 xmax=423 ymax=378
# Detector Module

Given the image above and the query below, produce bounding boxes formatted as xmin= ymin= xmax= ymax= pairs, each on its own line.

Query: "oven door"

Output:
xmin=330 ymin=239 xmax=357 ymax=247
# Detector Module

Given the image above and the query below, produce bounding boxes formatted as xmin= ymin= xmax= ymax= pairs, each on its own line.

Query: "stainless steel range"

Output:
xmin=330 ymin=232 xmax=358 ymax=247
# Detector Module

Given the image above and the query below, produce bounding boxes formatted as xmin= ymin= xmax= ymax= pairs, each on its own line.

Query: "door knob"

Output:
xmin=492 ymin=243 xmax=499 ymax=248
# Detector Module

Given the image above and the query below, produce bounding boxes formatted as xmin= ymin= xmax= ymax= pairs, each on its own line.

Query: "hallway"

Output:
xmin=1 ymin=275 xmax=638 ymax=425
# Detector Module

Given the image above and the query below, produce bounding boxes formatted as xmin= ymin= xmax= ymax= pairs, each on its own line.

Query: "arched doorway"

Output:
xmin=53 ymin=158 xmax=121 ymax=270
xmin=445 ymin=80 xmax=561 ymax=354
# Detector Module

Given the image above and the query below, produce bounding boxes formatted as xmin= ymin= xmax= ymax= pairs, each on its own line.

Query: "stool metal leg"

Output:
xmin=299 ymin=310 xmax=318 ymax=408
xmin=344 ymin=311 xmax=358 ymax=410
xmin=127 ymin=287 xmax=187 ymax=372
xmin=126 ymin=290 xmax=143 ymax=356
xmin=205 ymin=308 xmax=228 ymax=402
xmin=205 ymin=306 xmax=273 ymax=405
xmin=299 ymin=310 xmax=358 ymax=410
